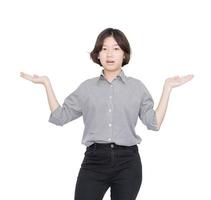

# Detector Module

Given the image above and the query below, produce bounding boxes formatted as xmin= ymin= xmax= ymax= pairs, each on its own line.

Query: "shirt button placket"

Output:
xmin=108 ymin=83 xmax=113 ymax=142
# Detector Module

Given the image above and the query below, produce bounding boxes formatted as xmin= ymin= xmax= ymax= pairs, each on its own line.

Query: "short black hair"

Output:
xmin=90 ymin=28 xmax=131 ymax=67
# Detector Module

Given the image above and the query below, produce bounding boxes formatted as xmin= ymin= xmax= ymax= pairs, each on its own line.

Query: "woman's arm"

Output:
xmin=44 ymin=80 xmax=60 ymax=112
xmin=155 ymin=74 xmax=194 ymax=130
xmin=20 ymin=72 xmax=83 ymax=126
xmin=20 ymin=72 xmax=60 ymax=112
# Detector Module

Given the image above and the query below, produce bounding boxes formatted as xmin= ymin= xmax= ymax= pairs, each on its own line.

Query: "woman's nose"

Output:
xmin=107 ymin=50 xmax=113 ymax=56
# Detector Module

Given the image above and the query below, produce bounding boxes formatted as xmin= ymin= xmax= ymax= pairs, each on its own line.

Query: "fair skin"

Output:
xmin=97 ymin=36 xmax=125 ymax=82
xmin=20 ymin=36 xmax=194 ymax=130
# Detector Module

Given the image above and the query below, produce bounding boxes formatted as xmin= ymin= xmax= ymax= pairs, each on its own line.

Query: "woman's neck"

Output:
xmin=103 ymin=68 xmax=122 ymax=82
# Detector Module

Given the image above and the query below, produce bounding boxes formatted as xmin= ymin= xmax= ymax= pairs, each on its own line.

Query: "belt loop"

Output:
xmin=94 ymin=143 xmax=97 ymax=151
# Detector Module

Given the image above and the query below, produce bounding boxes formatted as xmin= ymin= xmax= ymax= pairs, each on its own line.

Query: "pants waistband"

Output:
xmin=87 ymin=142 xmax=138 ymax=150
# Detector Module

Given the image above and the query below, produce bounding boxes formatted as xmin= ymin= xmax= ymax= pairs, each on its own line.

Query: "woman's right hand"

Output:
xmin=20 ymin=72 xmax=50 ymax=85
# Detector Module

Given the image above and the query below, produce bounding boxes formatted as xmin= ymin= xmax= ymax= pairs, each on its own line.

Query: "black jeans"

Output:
xmin=74 ymin=142 xmax=142 ymax=200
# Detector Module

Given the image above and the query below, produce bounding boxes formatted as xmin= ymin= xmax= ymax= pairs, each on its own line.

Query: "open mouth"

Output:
xmin=106 ymin=60 xmax=115 ymax=64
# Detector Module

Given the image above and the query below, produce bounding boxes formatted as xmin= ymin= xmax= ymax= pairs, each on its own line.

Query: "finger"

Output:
xmin=187 ymin=74 xmax=194 ymax=79
xmin=20 ymin=72 xmax=29 ymax=77
xmin=183 ymin=75 xmax=194 ymax=81
xmin=180 ymin=75 xmax=194 ymax=84
xmin=20 ymin=72 xmax=26 ymax=77
xmin=20 ymin=73 xmax=33 ymax=81
xmin=172 ymin=75 xmax=179 ymax=79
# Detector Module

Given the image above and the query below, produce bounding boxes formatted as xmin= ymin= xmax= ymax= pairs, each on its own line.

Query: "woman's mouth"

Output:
xmin=106 ymin=60 xmax=115 ymax=64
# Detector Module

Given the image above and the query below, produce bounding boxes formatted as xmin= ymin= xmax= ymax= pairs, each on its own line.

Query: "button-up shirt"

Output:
xmin=48 ymin=69 xmax=159 ymax=147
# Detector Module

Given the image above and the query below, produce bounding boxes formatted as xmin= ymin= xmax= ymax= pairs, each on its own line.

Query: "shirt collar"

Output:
xmin=98 ymin=68 xmax=127 ymax=84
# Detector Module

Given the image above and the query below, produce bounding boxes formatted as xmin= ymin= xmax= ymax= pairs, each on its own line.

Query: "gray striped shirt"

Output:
xmin=48 ymin=69 xmax=159 ymax=147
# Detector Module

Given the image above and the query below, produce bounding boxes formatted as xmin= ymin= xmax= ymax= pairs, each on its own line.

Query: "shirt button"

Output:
xmin=108 ymin=138 xmax=111 ymax=141
xmin=109 ymin=109 xmax=112 ymax=112
xmin=110 ymin=144 xmax=114 ymax=148
xmin=108 ymin=123 xmax=112 ymax=127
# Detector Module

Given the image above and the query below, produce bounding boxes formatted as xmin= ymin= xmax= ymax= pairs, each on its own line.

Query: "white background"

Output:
xmin=0 ymin=0 xmax=210 ymax=199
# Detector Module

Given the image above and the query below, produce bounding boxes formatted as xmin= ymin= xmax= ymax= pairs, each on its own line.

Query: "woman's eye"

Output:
xmin=101 ymin=47 xmax=119 ymax=51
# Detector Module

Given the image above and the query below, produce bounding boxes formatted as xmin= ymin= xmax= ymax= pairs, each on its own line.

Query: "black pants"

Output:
xmin=74 ymin=142 xmax=142 ymax=200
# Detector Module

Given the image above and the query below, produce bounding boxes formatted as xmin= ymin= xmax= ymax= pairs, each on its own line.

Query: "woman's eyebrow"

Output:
xmin=102 ymin=44 xmax=119 ymax=46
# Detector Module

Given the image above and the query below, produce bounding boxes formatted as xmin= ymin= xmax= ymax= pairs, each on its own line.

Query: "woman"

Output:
xmin=20 ymin=28 xmax=193 ymax=200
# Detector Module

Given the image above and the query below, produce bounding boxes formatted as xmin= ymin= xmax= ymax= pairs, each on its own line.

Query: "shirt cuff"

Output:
xmin=48 ymin=105 xmax=63 ymax=126
xmin=147 ymin=110 xmax=159 ymax=131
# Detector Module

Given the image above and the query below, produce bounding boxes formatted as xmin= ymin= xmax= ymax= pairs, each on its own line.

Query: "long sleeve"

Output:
xmin=138 ymin=84 xmax=159 ymax=131
xmin=48 ymin=83 xmax=83 ymax=126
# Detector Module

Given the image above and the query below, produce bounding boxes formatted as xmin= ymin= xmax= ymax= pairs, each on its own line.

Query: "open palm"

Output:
xmin=165 ymin=74 xmax=194 ymax=89
xmin=20 ymin=72 xmax=49 ymax=84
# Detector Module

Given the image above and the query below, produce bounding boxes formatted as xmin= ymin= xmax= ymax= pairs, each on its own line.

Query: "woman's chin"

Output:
xmin=103 ymin=66 xmax=121 ymax=71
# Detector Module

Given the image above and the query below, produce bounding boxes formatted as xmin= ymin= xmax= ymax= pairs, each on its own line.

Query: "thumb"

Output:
xmin=33 ymin=74 xmax=39 ymax=78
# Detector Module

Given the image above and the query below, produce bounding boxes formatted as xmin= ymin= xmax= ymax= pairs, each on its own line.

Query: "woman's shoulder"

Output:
xmin=126 ymin=76 xmax=147 ymax=88
xmin=78 ymin=77 xmax=99 ymax=89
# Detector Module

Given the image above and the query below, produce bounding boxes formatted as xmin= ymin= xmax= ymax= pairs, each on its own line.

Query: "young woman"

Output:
xmin=20 ymin=28 xmax=193 ymax=200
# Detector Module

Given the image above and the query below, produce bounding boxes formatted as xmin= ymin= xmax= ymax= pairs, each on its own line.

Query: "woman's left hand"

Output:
xmin=164 ymin=74 xmax=194 ymax=90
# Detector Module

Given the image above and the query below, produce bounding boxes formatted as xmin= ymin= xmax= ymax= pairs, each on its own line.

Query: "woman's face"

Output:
xmin=98 ymin=36 xmax=125 ymax=71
